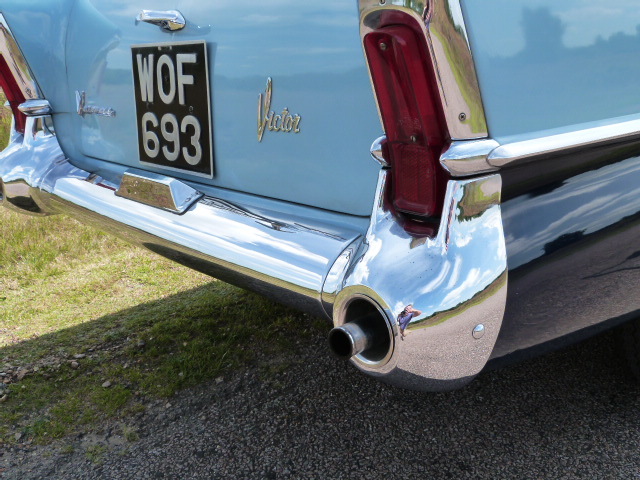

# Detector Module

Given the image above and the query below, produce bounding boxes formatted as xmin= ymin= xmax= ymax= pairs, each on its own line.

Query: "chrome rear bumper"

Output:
xmin=0 ymin=115 xmax=361 ymax=318
xmin=1 ymin=113 xmax=508 ymax=390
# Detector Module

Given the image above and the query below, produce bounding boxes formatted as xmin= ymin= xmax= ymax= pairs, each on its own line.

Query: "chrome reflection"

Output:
xmin=323 ymin=170 xmax=507 ymax=390
xmin=358 ymin=0 xmax=488 ymax=140
xmin=0 ymin=114 xmax=62 ymax=215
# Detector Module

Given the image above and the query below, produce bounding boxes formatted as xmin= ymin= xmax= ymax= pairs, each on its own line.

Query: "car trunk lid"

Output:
xmin=60 ymin=0 xmax=381 ymax=216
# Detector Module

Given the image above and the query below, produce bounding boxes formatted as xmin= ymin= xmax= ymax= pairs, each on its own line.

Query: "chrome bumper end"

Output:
xmin=322 ymin=170 xmax=508 ymax=390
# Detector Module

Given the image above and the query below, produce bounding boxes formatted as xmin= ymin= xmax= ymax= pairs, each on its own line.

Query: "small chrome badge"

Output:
xmin=75 ymin=91 xmax=116 ymax=118
xmin=257 ymin=78 xmax=300 ymax=142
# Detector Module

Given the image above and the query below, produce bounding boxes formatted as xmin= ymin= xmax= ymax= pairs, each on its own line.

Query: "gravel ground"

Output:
xmin=1 ymin=328 xmax=640 ymax=479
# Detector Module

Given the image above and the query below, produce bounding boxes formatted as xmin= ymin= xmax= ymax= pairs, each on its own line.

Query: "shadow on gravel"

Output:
xmin=1 ymin=280 xmax=312 ymax=386
xmin=0 ymin=281 xmax=315 ymax=443
xmin=3 ymin=291 xmax=640 ymax=479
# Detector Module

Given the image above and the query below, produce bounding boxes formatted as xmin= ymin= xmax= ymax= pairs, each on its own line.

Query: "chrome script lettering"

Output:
xmin=257 ymin=77 xmax=301 ymax=142
xmin=75 ymin=91 xmax=116 ymax=118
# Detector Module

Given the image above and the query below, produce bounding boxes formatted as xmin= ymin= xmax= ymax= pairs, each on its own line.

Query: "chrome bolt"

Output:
xmin=410 ymin=135 xmax=418 ymax=143
xmin=379 ymin=42 xmax=388 ymax=51
xmin=472 ymin=324 xmax=485 ymax=339
xmin=458 ymin=112 xmax=467 ymax=122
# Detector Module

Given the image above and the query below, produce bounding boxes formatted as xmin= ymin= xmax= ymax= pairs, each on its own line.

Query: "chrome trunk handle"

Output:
xmin=136 ymin=10 xmax=185 ymax=31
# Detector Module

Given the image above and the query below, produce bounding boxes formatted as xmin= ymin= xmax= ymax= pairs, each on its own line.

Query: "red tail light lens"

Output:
xmin=0 ymin=54 xmax=26 ymax=134
xmin=364 ymin=24 xmax=449 ymax=218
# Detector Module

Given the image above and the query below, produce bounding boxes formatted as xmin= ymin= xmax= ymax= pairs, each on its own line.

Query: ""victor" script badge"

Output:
xmin=257 ymin=77 xmax=301 ymax=142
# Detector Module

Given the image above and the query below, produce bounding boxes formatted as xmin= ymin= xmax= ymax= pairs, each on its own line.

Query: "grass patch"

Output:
xmin=121 ymin=424 xmax=139 ymax=443
xmin=0 ymin=208 xmax=325 ymax=444
xmin=60 ymin=444 xmax=75 ymax=454
xmin=85 ymin=444 xmax=108 ymax=465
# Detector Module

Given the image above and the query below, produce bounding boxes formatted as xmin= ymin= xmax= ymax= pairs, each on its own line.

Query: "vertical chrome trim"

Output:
xmin=0 ymin=13 xmax=41 ymax=100
xmin=358 ymin=0 xmax=488 ymax=140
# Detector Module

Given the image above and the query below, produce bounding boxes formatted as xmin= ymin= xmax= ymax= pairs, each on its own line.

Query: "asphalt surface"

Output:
xmin=2 ymin=327 xmax=640 ymax=479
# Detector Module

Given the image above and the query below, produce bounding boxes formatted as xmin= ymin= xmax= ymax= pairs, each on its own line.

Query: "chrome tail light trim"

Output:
xmin=439 ymin=138 xmax=499 ymax=176
xmin=0 ymin=13 xmax=41 ymax=101
xmin=18 ymin=99 xmax=51 ymax=116
xmin=358 ymin=0 xmax=488 ymax=140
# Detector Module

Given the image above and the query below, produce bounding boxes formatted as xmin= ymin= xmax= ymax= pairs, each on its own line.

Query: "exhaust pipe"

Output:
xmin=328 ymin=296 xmax=393 ymax=364
xmin=328 ymin=320 xmax=379 ymax=359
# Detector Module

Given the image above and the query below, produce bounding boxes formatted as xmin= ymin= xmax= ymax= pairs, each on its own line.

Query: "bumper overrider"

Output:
xmin=0 ymin=111 xmax=507 ymax=391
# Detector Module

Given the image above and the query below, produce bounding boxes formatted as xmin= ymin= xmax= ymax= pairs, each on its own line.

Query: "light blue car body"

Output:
xmin=3 ymin=0 xmax=382 ymax=217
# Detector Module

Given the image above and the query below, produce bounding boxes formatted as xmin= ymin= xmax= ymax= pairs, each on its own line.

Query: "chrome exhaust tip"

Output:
xmin=328 ymin=321 xmax=374 ymax=359
xmin=328 ymin=295 xmax=393 ymax=365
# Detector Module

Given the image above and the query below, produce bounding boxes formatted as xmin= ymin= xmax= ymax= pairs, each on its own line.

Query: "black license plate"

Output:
xmin=131 ymin=40 xmax=214 ymax=178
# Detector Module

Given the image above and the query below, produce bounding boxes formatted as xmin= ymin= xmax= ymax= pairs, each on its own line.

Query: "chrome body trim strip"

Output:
xmin=116 ymin=169 xmax=203 ymax=214
xmin=441 ymin=119 xmax=640 ymax=176
xmin=358 ymin=0 xmax=488 ymax=140
xmin=18 ymin=99 xmax=51 ymax=116
xmin=487 ymin=119 xmax=640 ymax=168
xmin=0 ymin=13 xmax=41 ymax=100
xmin=322 ymin=170 xmax=507 ymax=390
xmin=136 ymin=10 xmax=186 ymax=32
xmin=440 ymin=138 xmax=499 ymax=176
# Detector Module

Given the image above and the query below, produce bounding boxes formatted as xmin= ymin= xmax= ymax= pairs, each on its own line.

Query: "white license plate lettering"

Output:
xmin=132 ymin=41 xmax=213 ymax=178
